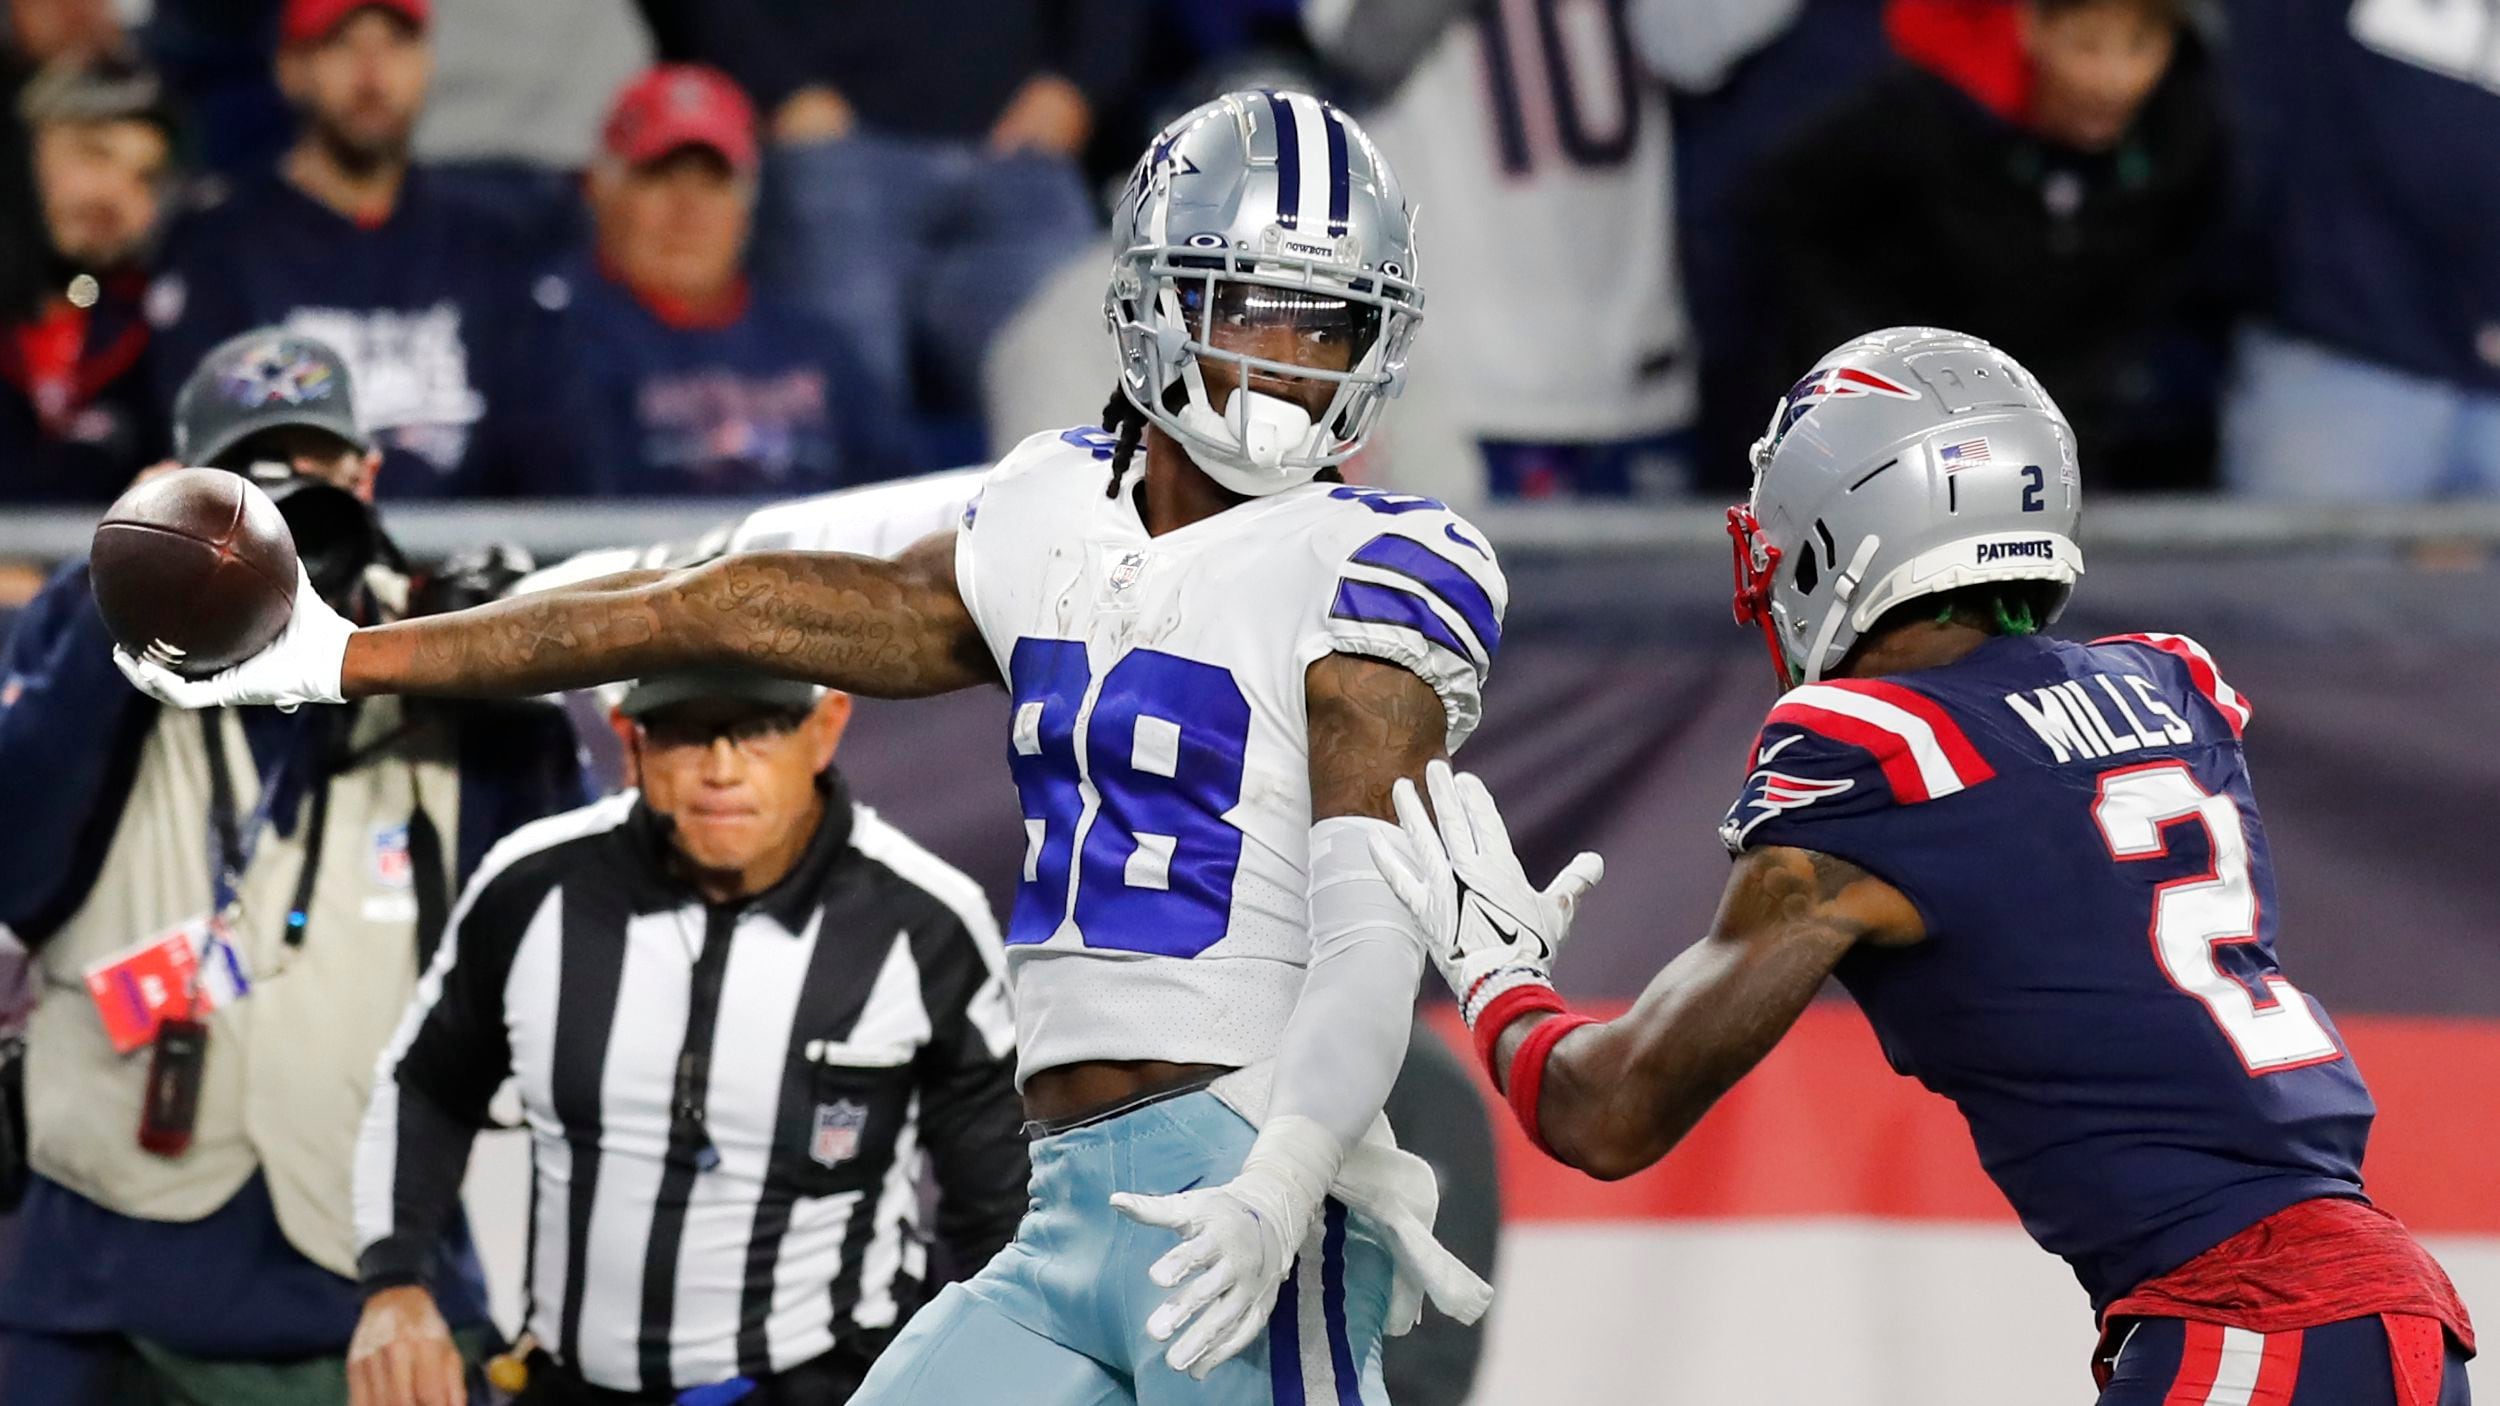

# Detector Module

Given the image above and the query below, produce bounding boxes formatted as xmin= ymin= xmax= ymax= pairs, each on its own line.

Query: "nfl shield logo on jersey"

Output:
xmin=1096 ymin=546 xmax=1154 ymax=611
xmin=809 ymin=1099 xmax=867 ymax=1169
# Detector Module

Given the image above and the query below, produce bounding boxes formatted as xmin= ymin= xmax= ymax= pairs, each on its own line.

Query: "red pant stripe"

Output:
xmin=2249 ymin=1327 xmax=2304 ymax=1404
xmin=2164 ymin=1321 xmax=2230 ymax=1405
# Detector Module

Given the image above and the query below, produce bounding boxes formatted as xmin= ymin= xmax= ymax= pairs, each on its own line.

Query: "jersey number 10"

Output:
xmin=1005 ymin=639 xmax=1251 ymax=959
xmin=1478 ymin=0 xmax=1642 ymax=175
xmin=2091 ymin=762 xmax=2343 ymax=1074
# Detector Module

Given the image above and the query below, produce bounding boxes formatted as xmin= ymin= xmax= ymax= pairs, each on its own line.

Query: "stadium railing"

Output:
xmin=7 ymin=494 xmax=2500 ymax=564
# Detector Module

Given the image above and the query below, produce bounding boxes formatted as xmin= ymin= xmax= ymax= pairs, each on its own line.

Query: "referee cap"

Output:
xmin=618 ymin=668 xmax=824 ymax=719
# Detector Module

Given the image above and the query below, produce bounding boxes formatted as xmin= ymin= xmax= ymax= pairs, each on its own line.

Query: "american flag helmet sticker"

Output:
xmin=1938 ymin=438 xmax=1993 ymax=470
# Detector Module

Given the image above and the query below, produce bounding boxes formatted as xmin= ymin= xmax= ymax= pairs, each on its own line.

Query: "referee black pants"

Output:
xmin=517 ymin=1342 xmax=876 ymax=1405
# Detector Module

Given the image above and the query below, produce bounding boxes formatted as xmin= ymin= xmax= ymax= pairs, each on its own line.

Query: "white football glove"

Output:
xmin=112 ymin=563 xmax=354 ymax=713
xmin=1370 ymin=760 xmax=1604 ymax=1025
xmin=1109 ymin=1115 xmax=1335 ymax=1380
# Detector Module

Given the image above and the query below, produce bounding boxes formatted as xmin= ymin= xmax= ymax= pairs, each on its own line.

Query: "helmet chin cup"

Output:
xmin=1176 ymin=388 xmax=1320 ymax=495
xmin=1231 ymin=389 xmax=1312 ymax=472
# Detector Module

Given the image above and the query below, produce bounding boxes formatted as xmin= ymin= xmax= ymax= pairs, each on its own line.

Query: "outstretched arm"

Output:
xmin=120 ymin=530 xmax=997 ymax=710
xmin=349 ymin=531 xmax=992 ymax=699
xmin=1490 ymin=845 xmax=1922 ymax=1180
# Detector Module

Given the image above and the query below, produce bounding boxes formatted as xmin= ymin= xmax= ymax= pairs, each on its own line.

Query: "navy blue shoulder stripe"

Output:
xmin=1348 ymin=534 xmax=1501 ymax=657
xmin=1322 ymin=103 xmax=1351 ymax=235
xmin=1330 ymin=580 xmax=1473 ymax=663
xmin=1264 ymin=91 xmax=1301 ymax=230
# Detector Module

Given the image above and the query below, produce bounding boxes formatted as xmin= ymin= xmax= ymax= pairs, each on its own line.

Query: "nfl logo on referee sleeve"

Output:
xmin=810 ymin=1099 xmax=867 ymax=1169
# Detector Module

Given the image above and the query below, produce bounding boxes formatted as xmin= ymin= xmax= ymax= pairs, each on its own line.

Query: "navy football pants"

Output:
xmin=2098 ymin=1315 xmax=2470 ymax=1405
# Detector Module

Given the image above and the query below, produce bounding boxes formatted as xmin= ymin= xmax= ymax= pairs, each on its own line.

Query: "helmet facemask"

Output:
xmin=1110 ymin=241 xmax=1421 ymax=497
xmin=1725 ymin=503 xmax=1795 ymax=690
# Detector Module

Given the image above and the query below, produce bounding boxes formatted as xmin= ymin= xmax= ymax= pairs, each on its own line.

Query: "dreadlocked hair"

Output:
xmin=1887 ymin=581 xmax=2064 ymax=638
xmin=1102 ymin=386 xmax=1149 ymax=497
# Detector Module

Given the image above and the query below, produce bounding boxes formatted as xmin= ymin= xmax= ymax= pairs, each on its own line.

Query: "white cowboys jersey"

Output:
xmin=955 ymin=427 xmax=1507 ymax=1081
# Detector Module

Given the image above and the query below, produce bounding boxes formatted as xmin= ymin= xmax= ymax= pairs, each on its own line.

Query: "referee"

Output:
xmin=346 ymin=669 xmax=1027 ymax=1405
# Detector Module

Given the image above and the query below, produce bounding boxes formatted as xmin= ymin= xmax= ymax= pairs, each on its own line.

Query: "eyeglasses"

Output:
xmin=634 ymin=711 xmax=808 ymax=755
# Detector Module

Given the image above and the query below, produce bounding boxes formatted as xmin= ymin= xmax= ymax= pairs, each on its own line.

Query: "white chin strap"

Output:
xmin=1793 ymin=534 xmax=1884 ymax=683
xmin=1176 ymin=387 xmax=1320 ymax=495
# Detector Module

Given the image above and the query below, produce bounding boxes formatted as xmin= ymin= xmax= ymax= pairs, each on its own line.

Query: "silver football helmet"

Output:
xmin=1727 ymin=327 xmax=2084 ymax=686
xmin=1106 ymin=90 xmax=1422 ymax=496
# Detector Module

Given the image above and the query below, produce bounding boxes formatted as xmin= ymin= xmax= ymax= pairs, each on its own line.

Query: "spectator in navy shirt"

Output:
xmin=2215 ymin=0 xmax=2500 ymax=500
xmin=146 ymin=0 xmax=561 ymax=499
xmin=1 ymin=54 xmax=178 ymax=504
xmin=675 ymin=0 xmax=1145 ymax=429
xmin=527 ymin=64 xmax=912 ymax=497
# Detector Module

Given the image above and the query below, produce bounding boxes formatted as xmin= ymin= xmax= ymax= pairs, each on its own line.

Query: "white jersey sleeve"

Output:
xmin=504 ymin=468 xmax=984 ymax=597
xmin=1299 ymin=487 xmax=1507 ymax=752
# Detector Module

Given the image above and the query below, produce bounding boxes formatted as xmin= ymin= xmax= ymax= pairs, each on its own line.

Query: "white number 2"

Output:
xmin=2091 ymin=763 xmax=2343 ymax=1073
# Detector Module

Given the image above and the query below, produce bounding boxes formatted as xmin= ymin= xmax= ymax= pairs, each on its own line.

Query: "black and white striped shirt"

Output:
xmin=353 ymin=779 xmax=1026 ymax=1394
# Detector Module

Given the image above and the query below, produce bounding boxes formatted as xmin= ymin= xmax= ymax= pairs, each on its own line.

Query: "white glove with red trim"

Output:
xmin=1369 ymin=760 xmax=1604 ymax=1026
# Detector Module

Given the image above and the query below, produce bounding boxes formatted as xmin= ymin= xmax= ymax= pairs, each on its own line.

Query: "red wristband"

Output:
xmin=1506 ymin=1013 xmax=1597 ymax=1156
xmin=1471 ymin=983 xmax=1566 ymax=1075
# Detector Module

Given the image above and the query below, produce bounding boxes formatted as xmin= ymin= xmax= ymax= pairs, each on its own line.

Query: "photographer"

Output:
xmin=0 ymin=329 xmax=591 ymax=1405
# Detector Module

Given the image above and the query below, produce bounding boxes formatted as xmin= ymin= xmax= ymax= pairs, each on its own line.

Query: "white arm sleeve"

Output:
xmin=1267 ymin=816 xmax=1432 ymax=1153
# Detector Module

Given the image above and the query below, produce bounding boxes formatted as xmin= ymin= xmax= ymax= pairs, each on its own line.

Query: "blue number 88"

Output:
xmin=1006 ymin=640 xmax=1251 ymax=958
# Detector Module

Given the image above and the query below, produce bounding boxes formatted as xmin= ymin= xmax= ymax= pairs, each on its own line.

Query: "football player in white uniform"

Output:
xmin=118 ymin=92 xmax=1506 ymax=1404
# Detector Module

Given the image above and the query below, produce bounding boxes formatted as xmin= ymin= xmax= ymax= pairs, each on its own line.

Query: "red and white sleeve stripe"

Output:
xmin=2096 ymin=632 xmax=2254 ymax=736
xmin=1762 ymin=680 xmax=1996 ymax=803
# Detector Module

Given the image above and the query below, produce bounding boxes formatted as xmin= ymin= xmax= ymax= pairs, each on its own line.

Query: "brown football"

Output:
xmin=90 ymin=468 xmax=298 ymax=677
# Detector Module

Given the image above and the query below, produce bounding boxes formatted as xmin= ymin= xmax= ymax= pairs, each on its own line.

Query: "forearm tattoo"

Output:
xmin=1305 ymin=653 xmax=1449 ymax=821
xmin=1727 ymin=847 xmax=1885 ymax=948
xmin=354 ymin=534 xmax=995 ymax=700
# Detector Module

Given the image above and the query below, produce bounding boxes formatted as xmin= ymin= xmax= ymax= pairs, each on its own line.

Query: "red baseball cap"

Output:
xmin=280 ymin=0 xmax=431 ymax=47
xmin=602 ymin=65 xmax=757 ymax=176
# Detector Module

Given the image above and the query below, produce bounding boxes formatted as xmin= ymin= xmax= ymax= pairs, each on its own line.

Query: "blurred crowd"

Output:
xmin=0 ymin=0 xmax=2495 ymax=510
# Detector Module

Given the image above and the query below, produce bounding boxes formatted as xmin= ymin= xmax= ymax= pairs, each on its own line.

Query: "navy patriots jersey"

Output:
xmin=1721 ymin=632 xmax=2375 ymax=1309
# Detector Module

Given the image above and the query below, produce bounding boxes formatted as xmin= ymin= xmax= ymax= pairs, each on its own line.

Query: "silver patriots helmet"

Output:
xmin=1727 ymin=326 xmax=2084 ymax=687
xmin=1105 ymin=90 xmax=1422 ymax=497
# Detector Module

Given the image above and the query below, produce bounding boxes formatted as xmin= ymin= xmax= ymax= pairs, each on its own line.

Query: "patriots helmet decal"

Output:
xmin=1773 ymin=364 xmax=1923 ymax=439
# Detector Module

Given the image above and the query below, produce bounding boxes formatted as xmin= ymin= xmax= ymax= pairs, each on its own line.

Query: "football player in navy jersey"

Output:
xmin=1373 ymin=327 xmax=2474 ymax=1403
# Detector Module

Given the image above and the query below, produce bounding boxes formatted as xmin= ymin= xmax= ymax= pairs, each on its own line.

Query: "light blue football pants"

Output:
xmin=851 ymin=1089 xmax=1394 ymax=1405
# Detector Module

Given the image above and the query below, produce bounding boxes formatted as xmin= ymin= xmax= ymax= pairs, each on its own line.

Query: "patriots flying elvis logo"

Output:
xmin=1775 ymin=365 xmax=1923 ymax=437
xmin=1719 ymin=737 xmax=1856 ymax=849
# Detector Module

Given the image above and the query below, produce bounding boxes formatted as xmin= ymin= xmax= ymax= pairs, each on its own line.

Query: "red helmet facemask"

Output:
xmin=1725 ymin=504 xmax=1792 ymax=690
